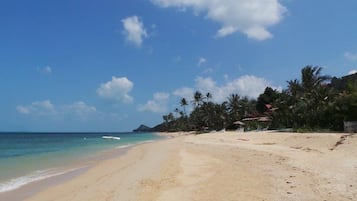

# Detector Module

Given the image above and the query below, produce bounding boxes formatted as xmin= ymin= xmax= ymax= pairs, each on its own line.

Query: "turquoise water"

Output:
xmin=0 ymin=132 xmax=161 ymax=193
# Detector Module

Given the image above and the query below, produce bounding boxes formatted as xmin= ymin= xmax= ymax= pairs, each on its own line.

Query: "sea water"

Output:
xmin=0 ymin=132 xmax=161 ymax=193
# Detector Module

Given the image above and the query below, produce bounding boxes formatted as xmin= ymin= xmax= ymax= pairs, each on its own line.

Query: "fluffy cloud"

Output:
xmin=16 ymin=100 xmax=99 ymax=120
xmin=173 ymin=87 xmax=194 ymax=101
xmin=122 ymin=16 xmax=148 ymax=47
xmin=17 ymin=100 xmax=98 ymax=120
xmin=173 ymin=75 xmax=280 ymax=102
xmin=16 ymin=100 xmax=56 ymax=115
xmin=97 ymin=77 xmax=134 ymax=104
xmin=225 ymin=75 xmax=281 ymax=99
xmin=138 ymin=92 xmax=170 ymax=113
xmin=151 ymin=0 xmax=287 ymax=40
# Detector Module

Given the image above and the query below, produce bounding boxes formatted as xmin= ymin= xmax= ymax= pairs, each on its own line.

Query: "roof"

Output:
xmin=241 ymin=116 xmax=272 ymax=122
xmin=233 ymin=121 xmax=245 ymax=125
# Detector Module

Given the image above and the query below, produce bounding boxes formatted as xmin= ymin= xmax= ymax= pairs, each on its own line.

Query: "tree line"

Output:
xmin=154 ymin=66 xmax=357 ymax=132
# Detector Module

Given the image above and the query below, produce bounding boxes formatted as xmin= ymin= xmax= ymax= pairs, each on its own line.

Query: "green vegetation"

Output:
xmin=154 ymin=66 xmax=357 ymax=132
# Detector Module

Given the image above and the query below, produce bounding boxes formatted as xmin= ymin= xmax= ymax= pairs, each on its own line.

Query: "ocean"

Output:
xmin=0 ymin=132 xmax=162 ymax=194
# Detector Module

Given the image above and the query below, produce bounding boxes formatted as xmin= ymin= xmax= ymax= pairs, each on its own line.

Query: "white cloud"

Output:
xmin=16 ymin=106 xmax=30 ymax=114
xmin=193 ymin=76 xmax=229 ymax=102
xmin=195 ymin=76 xmax=217 ymax=91
xmin=348 ymin=69 xmax=357 ymax=75
xmin=173 ymin=87 xmax=194 ymax=101
xmin=172 ymin=75 xmax=278 ymax=103
xmin=16 ymin=100 xmax=56 ymax=115
xmin=194 ymin=75 xmax=278 ymax=102
xmin=197 ymin=57 xmax=207 ymax=66
xmin=97 ymin=76 xmax=134 ymax=104
xmin=151 ymin=0 xmax=287 ymax=40
xmin=122 ymin=16 xmax=148 ymax=47
xmin=138 ymin=92 xmax=170 ymax=113
xmin=344 ymin=52 xmax=357 ymax=61
xmin=17 ymin=100 xmax=99 ymax=120
xmin=225 ymin=75 xmax=280 ymax=99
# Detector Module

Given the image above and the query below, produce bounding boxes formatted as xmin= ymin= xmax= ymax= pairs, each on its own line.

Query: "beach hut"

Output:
xmin=257 ymin=116 xmax=272 ymax=122
xmin=233 ymin=121 xmax=245 ymax=126
xmin=233 ymin=121 xmax=245 ymax=132
xmin=258 ymin=117 xmax=272 ymax=131
xmin=241 ymin=116 xmax=272 ymax=131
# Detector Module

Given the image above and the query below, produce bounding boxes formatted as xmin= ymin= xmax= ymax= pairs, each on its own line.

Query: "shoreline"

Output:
xmin=3 ymin=131 xmax=357 ymax=201
xmin=0 ymin=137 xmax=160 ymax=201
xmin=26 ymin=134 xmax=182 ymax=201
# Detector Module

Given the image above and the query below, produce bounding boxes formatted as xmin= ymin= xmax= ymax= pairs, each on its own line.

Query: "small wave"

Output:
xmin=0 ymin=167 xmax=84 ymax=193
xmin=137 ymin=140 xmax=155 ymax=144
xmin=102 ymin=136 xmax=121 ymax=140
xmin=115 ymin=144 xmax=133 ymax=149
xmin=115 ymin=140 xmax=156 ymax=150
xmin=121 ymin=140 xmax=156 ymax=148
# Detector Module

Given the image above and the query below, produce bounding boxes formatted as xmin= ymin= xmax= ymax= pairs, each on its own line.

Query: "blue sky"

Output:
xmin=1 ymin=0 xmax=357 ymax=132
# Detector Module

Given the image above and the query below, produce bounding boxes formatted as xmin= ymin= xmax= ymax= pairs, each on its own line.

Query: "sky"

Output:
xmin=1 ymin=0 xmax=357 ymax=132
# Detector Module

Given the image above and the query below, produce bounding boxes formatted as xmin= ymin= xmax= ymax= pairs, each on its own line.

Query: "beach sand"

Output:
xmin=25 ymin=131 xmax=357 ymax=201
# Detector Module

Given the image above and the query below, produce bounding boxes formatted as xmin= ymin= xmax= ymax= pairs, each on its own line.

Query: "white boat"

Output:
xmin=102 ymin=136 xmax=121 ymax=140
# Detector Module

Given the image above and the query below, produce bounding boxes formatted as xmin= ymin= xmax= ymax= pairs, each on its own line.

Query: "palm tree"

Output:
xmin=218 ymin=102 xmax=229 ymax=129
xmin=167 ymin=112 xmax=175 ymax=122
xmin=227 ymin=94 xmax=241 ymax=125
xmin=240 ymin=96 xmax=255 ymax=117
xmin=287 ymin=79 xmax=301 ymax=96
xmin=228 ymin=94 xmax=240 ymax=111
xmin=286 ymin=66 xmax=331 ymax=129
xmin=256 ymin=87 xmax=279 ymax=113
xmin=301 ymin=66 xmax=330 ymax=93
xmin=193 ymin=91 xmax=203 ymax=108
xmin=180 ymin=98 xmax=188 ymax=116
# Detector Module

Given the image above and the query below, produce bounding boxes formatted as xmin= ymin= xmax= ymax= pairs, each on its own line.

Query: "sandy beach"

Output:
xmin=23 ymin=131 xmax=357 ymax=201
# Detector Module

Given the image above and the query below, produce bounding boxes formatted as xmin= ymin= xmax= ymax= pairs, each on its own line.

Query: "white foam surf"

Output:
xmin=0 ymin=167 xmax=83 ymax=193
xmin=102 ymin=136 xmax=121 ymax=140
